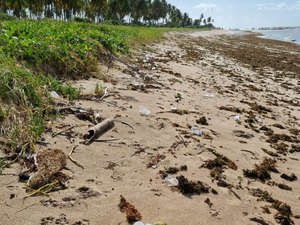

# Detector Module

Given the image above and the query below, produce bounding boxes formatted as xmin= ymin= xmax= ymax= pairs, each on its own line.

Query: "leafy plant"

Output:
xmin=0 ymin=20 xmax=130 ymax=78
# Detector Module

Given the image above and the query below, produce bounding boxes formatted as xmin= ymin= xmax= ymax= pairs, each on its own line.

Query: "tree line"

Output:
xmin=0 ymin=0 xmax=214 ymax=27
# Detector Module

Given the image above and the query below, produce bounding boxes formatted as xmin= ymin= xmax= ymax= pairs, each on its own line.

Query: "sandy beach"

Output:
xmin=0 ymin=30 xmax=299 ymax=225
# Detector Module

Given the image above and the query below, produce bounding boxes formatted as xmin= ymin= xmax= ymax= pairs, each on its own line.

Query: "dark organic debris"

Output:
xmin=267 ymin=133 xmax=295 ymax=144
xmin=202 ymin=151 xmax=238 ymax=171
xmin=233 ymin=130 xmax=254 ymax=139
xmin=243 ymin=158 xmax=278 ymax=181
xmin=272 ymin=201 xmax=294 ymax=225
xmin=249 ymin=217 xmax=270 ymax=225
xmin=277 ymin=183 xmax=292 ymax=191
xmin=118 ymin=195 xmax=142 ymax=224
xmin=159 ymin=165 xmax=188 ymax=179
xmin=147 ymin=154 xmax=166 ymax=168
xmin=248 ymin=188 xmax=274 ymax=203
xmin=180 ymin=165 xmax=188 ymax=171
xmin=273 ymin=124 xmax=285 ymax=129
xmin=196 ymin=116 xmax=209 ymax=125
xmin=76 ymin=186 xmax=100 ymax=199
xmin=289 ymin=128 xmax=299 ymax=136
xmin=250 ymin=102 xmax=272 ymax=113
xmin=268 ymin=181 xmax=293 ymax=191
xmin=219 ymin=106 xmax=242 ymax=113
xmin=217 ymin=179 xmax=231 ymax=188
xmin=176 ymin=175 xmax=213 ymax=195
xmin=261 ymin=148 xmax=279 ymax=157
xmin=210 ymin=168 xmax=224 ymax=180
xmin=271 ymin=142 xmax=289 ymax=154
xmin=204 ymin=197 xmax=213 ymax=208
xmin=248 ymin=188 xmax=294 ymax=225
xmin=280 ymin=173 xmax=297 ymax=182
xmin=289 ymin=145 xmax=300 ymax=153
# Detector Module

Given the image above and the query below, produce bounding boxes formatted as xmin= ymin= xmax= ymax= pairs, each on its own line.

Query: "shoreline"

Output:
xmin=1 ymin=30 xmax=299 ymax=225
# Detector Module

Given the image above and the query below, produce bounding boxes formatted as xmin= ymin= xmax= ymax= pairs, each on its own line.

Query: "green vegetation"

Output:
xmin=0 ymin=0 xmax=210 ymax=164
xmin=0 ymin=54 xmax=79 ymax=153
xmin=0 ymin=0 xmax=214 ymax=28
xmin=0 ymin=17 xmax=179 ymax=157
xmin=0 ymin=20 xmax=129 ymax=78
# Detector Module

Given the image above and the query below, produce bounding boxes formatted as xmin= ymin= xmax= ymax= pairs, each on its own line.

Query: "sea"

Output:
xmin=258 ymin=29 xmax=300 ymax=45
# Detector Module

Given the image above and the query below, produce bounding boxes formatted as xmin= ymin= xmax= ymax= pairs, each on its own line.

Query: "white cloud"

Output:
xmin=291 ymin=1 xmax=300 ymax=10
xmin=193 ymin=3 xmax=218 ymax=12
xmin=257 ymin=1 xmax=300 ymax=10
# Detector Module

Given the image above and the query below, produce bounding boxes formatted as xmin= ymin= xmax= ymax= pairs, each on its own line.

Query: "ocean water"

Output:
xmin=259 ymin=29 xmax=300 ymax=45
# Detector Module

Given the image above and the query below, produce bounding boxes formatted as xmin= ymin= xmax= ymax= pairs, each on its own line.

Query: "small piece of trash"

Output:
xmin=255 ymin=116 xmax=262 ymax=123
xmin=175 ymin=92 xmax=183 ymax=99
xmin=191 ymin=127 xmax=203 ymax=136
xmin=164 ymin=175 xmax=179 ymax=187
xmin=204 ymin=93 xmax=214 ymax=98
xmin=139 ymin=106 xmax=151 ymax=116
xmin=234 ymin=115 xmax=240 ymax=122
xmin=134 ymin=222 xmax=152 ymax=225
xmin=50 ymin=91 xmax=59 ymax=99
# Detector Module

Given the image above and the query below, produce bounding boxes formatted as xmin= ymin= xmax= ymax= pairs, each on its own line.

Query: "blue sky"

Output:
xmin=167 ymin=0 xmax=300 ymax=29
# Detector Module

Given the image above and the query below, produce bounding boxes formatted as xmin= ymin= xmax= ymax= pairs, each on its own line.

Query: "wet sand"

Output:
xmin=0 ymin=30 xmax=299 ymax=225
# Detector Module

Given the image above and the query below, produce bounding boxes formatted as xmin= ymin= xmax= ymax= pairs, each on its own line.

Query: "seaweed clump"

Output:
xmin=243 ymin=158 xmax=278 ymax=181
xmin=118 ymin=196 xmax=142 ymax=224
xmin=176 ymin=175 xmax=215 ymax=195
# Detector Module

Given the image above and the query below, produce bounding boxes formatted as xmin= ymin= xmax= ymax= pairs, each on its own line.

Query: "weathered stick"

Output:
xmin=52 ymin=125 xmax=76 ymax=137
xmin=85 ymin=117 xmax=115 ymax=145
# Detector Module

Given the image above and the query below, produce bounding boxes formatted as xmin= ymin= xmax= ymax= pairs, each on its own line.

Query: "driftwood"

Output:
xmin=84 ymin=117 xmax=115 ymax=145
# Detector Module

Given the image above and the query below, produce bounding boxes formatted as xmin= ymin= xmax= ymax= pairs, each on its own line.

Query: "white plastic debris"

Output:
xmin=255 ymin=116 xmax=262 ymax=123
xmin=139 ymin=106 xmax=151 ymax=116
xmin=164 ymin=175 xmax=179 ymax=187
xmin=191 ymin=127 xmax=203 ymax=136
xmin=134 ymin=222 xmax=145 ymax=225
xmin=134 ymin=222 xmax=152 ymax=225
xmin=204 ymin=92 xmax=214 ymax=98
xmin=234 ymin=115 xmax=240 ymax=122
xmin=50 ymin=91 xmax=59 ymax=99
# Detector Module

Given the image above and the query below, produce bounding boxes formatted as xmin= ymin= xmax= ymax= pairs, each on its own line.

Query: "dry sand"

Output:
xmin=0 ymin=30 xmax=299 ymax=225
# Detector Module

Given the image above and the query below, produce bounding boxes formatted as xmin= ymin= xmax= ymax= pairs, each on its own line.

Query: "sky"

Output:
xmin=167 ymin=0 xmax=300 ymax=29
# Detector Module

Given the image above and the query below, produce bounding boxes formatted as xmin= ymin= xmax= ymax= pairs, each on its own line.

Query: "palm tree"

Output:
xmin=1 ymin=0 xmax=7 ymax=13
xmin=7 ymin=0 xmax=27 ymax=18
xmin=129 ymin=0 xmax=148 ymax=24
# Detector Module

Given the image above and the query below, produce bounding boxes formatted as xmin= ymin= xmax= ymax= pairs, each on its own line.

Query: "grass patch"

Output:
xmin=0 ymin=55 xmax=79 ymax=153
xmin=0 ymin=20 xmax=129 ymax=79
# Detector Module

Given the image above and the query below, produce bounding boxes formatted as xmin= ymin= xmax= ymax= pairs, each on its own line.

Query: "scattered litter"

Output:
xmin=204 ymin=93 xmax=214 ymax=98
xmin=134 ymin=222 xmax=145 ymax=225
xmin=83 ymin=117 xmax=115 ymax=145
xmin=175 ymin=92 xmax=183 ymax=102
xmin=191 ymin=127 xmax=203 ymax=136
xmin=233 ymin=115 xmax=240 ymax=122
xmin=255 ymin=116 xmax=262 ymax=123
xmin=139 ymin=106 xmax=151 ymax=116
xmin=164 ymin=175 xmax=179 ymax=187
xmin=50 ymin=91 xmax=59 ymax=99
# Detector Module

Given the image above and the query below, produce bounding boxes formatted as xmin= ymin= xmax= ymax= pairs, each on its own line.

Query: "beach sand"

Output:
xmin=0 ymin=30 xmax=299 ymax=225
